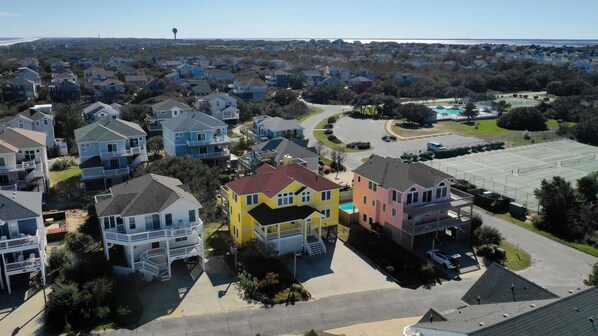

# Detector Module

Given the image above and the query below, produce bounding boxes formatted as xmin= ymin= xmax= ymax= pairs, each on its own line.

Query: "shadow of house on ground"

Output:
xmin=44 ymin=174 xmax=92 ymax=211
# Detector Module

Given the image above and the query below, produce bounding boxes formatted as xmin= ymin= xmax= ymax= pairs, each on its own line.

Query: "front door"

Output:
xmin=8 ymin=222 xmax=19 ymax=239
xmin=152 ymin=214 xmax=160 ymax=230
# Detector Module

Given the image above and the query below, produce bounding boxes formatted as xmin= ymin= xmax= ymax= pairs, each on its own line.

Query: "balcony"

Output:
xmin=221 ymin=111 xmax=239 ymax=120
xmin=402 ymin=211 xmax=471 ymax=236
xmin=186 ymin=136 xmax=230 ymax=147
xmin=403 ymin=190 xmax=473 ymax=216
xmin=82 ymin=167 xmax=130 ymax=181
xmin=188 ymin=149 xmax=230 ymax=160
xmin=103 ymin=222 xmax=203 ymax=245
xmin=5 ymin=257 xmax=43 ymax=276
xmin=0 ymin=160 xmax=37 ymax=173
xmin=0 ymin=230 xmax=40 ymax=253
xmin=100 ymin=147 xmax=143 ymax=160
xmin=254 ymin=224 xmax=303 ymax=241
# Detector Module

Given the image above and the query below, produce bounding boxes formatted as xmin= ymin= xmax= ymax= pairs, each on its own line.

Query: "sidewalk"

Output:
xmin=0 ymin=288 xmax=48 ymax=336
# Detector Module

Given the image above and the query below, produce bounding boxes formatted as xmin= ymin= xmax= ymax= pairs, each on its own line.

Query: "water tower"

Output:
xmin=172 ymin=28 xmax=178 ymax=40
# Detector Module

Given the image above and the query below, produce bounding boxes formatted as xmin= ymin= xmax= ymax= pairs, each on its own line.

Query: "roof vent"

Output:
xmin=575 ymin=307 xmax=580 ymax=312
xmin=502 ymin=313 xmax=509 ymax=318
xmin=478 ymin=322 xmax=485 ymax=327
xmin=529 ymin=304 xmax=536 ymax=308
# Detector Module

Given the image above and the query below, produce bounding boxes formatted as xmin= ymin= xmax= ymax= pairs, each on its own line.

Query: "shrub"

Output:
xmin=327 ymin=134 xmax=337 ymax=142
xmin=325 ymin=123 xmax=334 ymax=129
xmin=496 ymin=107 xmax=547 ymax=131
xmin=323 ymin=129 xmax=333 ymax=135
xmin=47 ymin=247 xmax=77 ymax=274
xmin=65 ymin=232 xmax=94 ymax=253
xmin=327 ymin=116 xmax=338 ymax=124
xmin=470 ymin=213 xmax=483 ymax=233
xmin=51 ymin=157 xmax=75 ymax=171
xmin=477 ymin=244 xmax=506 ymax=264
xmin=472 ymin=225 xmax=503 ymax=247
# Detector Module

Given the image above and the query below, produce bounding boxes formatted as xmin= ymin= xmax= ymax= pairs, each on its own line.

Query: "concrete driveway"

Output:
xmin=282 ymin=240 xmax=397 ymax=299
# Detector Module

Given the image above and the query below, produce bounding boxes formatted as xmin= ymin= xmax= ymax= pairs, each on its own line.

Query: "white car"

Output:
xmin=426 ymin=249 xmax=461 ymax=269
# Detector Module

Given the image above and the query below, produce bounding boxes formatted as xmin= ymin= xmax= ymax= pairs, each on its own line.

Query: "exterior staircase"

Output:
xmin=136 ymin=249 xmax=171 ymax=281
xmin=305 ymin=236 xmax=326 ymax=256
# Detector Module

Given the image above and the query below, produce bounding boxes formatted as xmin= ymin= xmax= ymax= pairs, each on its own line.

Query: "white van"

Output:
xmin=427 ymin=141 xmax=446 ymax=151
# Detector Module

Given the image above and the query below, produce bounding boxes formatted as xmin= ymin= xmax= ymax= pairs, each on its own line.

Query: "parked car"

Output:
xmin=382 ymin=135 xmax=397 ymax=142
xmin=426 ymin=249 xmax=461 ymax=269
xmin=427 ymin=141 xmax=446 ymax=151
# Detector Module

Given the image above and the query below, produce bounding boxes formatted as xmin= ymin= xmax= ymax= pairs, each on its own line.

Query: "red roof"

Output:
xmin=226 ymin=163 xmax=341 ymax=197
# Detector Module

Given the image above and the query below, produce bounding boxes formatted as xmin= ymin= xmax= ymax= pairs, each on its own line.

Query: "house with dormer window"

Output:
xmin=352 ymin=155 xmax=473 ymax=250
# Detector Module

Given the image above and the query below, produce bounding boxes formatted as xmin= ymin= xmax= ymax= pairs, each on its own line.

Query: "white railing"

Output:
xmin=0 ymin=160 xmax=37 ymax=173
xmin=82 ymin=166 xmax=130 ymax=180
xmin=25 ymin=168 xmax=44 ymax=184
xmin=221 ymin=112 xmax=239 ymax=120
xmin=5 ymin=257 xmax=42 ymax=274
xmin=0 ymin=184 xmax=17 ymax=191
xmin=0 ymin=230 xmax=39 ymax=251
xmin=132 ymin=153 xmax=148 ymax=167
xmin=134 ymin=259 xmax=159 ymax=278
xmin=188 ymin=149 xmax=230 ymax=160
xmin=254 ymin=225 xmax=302 ymax=241
xmin=186 ymin=136 xmax=230 ymax=147
xmin=140 ymin=247 xmax=166 ymax=260
xmin=104 ymin=222 xmax=202 ymax=244
xmin=103 ymin=167 xmax=130 ymax=177
xmin=100 ymin=147 xmax=142 ymax=160
xmin=170 ymin=243 xmax=202 ymax=258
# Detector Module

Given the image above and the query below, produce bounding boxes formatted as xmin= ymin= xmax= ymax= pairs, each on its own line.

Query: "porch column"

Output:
xmin=165 ymin=240 xmax=171 ymax=278
xmin=0 ymin=255 xmax=4 ymax=290
xmin=201 ymin=230 xmax=205 ymax=269
xmin=277 ymin=225 xmax=281 ymax=255
xmin=318 ymin=218 xmax=322 ymax=239
xmin=102 ymin=231 xmax=110 ymax=261
xmin=40 ymin=249 xmax=47 ymax=286
xmin=2 ymin=254 xmax=10 ymax=294
xmin=128 ymin=245 xmax=134 ymax=269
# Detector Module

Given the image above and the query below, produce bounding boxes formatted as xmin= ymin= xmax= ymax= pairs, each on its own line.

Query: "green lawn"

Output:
xmin=500 ymin=241 xmax=532 ymax=271
xmin=314 ymin=112 xmax=345 ymax=129
xmin=298 ymin=106 xmax=324 ymax=123
xmin=314 ymin=130 xmax=369 ymax=152
xmin=50 ymin=166 xmax=81 ymax=188
xmin=495 ymin=213 xmax=598 ymax=258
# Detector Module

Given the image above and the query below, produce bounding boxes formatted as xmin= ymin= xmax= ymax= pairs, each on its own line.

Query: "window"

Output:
xmin=0 ymin=158 xmax=4 ymax=167
xmin=322 ymin=208 xmax=331 ymax=218
xmin=107 ymin=143 xmax=117 ymax=152
xmin=175 ymin=237 xmax=188 ymax=242
xmin=321 ymin=190 xmax=331 ymax=201
xmin=436 ymin=182 xmax=448 ymax=199
xmin=129 ymin=217 xmax=136 ymax=230
xmin=165 ymin=213 xmax=173 ymax=226
xmin=372 ymin=200 xmax=375 ymax=206
xmin=80 ymin=143 xmax=89 ymax=152
xmin=233 ymin=192 xmax=238 ymax=202
xmin=301 ymin=190 xmax=311 ymax=203
xmin=406 ymin=187 xmax=419 ymax=205
xmin=188 ymin=210 xmax=196 ymax=222
xmin=391 ymin=208 xmax=397 ymax=217
xmin=363 ymin=196 xmax=367 ymax=204
xmin=362 ymin=214 xmax=367 ymax=222
xmin=422 ymin=190 xmax=432 ymax=203
xmin=247 ymin=194 xmax=258 ymax=206
xmin=196 ymin=133 xmax=206 ymax=141
xmin=392 ymin=190 xmax=400 ymax=202
xmin=238 ymin=213 xmax=240 ymax=222
xmin=44 ymin=118 xmax=49 ymax=125
xmin=175 ymin=133 xmax=183 ymax=142
xmin=382 ymin=204 xmax=386 ymax=212
xmin=357 ymin=176 xmax=361 ymax=183
xmin=277 ymin=192 xmax=294 ymax=206
xmin=18 ymin=120 xmax=24 ymax=128
xmin=368 ymin=181 xmax=377 ymax=192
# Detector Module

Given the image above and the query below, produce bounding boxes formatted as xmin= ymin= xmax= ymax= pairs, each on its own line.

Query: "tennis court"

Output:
xmin=424 ymin=140 xmax=598 ymax=211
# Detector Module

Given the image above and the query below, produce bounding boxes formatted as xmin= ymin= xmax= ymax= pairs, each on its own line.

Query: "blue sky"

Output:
xmin=0 ymin=0 xmax=596 ymax=39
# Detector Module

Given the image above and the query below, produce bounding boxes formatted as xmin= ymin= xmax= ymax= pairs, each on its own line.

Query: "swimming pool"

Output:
xmin=432 ymin=107 xmax=463 ymax=115
xmin=339 ymin=202 xmax=359 ymax=213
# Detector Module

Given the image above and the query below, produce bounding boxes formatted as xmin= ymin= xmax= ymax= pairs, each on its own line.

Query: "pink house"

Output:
xmin=352 ymin=155 xmax=473 ymax=250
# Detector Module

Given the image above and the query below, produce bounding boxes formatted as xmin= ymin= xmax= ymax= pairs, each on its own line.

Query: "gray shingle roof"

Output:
xmin=462 ymin=263 xmax=558 ymax=305
xmin=161 ymin=112 xmax=227 ymax=132
xmin=0 ymin=190 xmax=42 ymax=221
xmin=260 ymin=117 xmax=304 ymax=132
xmin=353 ymin=155 xmax=451 ymax=191
xmin=0 ymin=128 xmax=46 ymax=148
xmin=151 ymin=98 xmax=194 ymax=112
xmin=83 ymin=102 xmax=120 ymax=117
xmin=75 ymin=119 xmax=146 ymax=143
xmin=252 ymin=138 xmax=317 ymax=163
xmin=95 ymin=174 xmax=201 ymax=217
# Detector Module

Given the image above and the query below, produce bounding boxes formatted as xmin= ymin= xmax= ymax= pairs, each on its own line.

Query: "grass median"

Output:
xmin=298 ymin=106 xmax=324 ymax=123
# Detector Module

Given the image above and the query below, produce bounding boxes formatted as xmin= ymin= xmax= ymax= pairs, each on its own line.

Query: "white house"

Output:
xmin=148 ymin=99 xmax=195 ymax=132
xmin=82 ymin=102 xmax=121 ymax=123
xmin=0 ymin=128 xmax=50 ymax=192
xmin=196 ymin=92 xmax=239 ymax=123
xmin=0 ymin=108 xmax=56 ymax=150
xmin=95 ymin=174 xmax=204 ymax=281
xmin=0 ymin=190 xmax=45 ymax=294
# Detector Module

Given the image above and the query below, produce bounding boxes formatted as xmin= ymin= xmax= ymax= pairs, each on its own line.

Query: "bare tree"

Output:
xmin=315 ymin=140 xmax=327 ymax=157
xmin=333 ymin=150 xmax=347 ymax=179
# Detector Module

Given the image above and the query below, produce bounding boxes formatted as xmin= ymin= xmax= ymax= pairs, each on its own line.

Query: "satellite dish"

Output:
xmin=172 ymin=28 xmax=178 ymax=40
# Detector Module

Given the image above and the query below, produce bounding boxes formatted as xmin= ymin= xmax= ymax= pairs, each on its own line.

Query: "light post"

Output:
xmin=230 ymin=245 xmax=238 ymax=271
xmin=293 ymin=252 xmax=302 ymax=280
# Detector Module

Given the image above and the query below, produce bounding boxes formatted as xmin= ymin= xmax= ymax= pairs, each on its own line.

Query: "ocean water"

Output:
xmin=0 ymin=38 xmax=38 ymax=46
xmin=340 ymin=38 xmax=598 ymax=47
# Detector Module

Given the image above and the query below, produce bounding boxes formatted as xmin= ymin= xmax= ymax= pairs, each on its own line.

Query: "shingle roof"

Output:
xmin=95 ymin=174 xmax=201 ymax=217
xmin=0 ymin=140 xmax=18 ymax=154
xmin=0 ymin=128 xmax=46 ymax=148
xmin=252 ymin=138 xmax=317 ymax=163
xmin=75 ymin=119 xmax=146 ymax=143
xmin=0 ymin=190 xmax=42 ymax=221
xmin=260 ymin=117 xmax=304 ymax=132
xmin=235 ymin=78 xmax=267 ymax=87
xmin=226 ymin=163 xmax=341 ymax=197
xmin=151 ymin=98 xmax=193 ymax=111
xmin=2 ymin=77 xmax=35 ymax=86
xmin=161 ymin=112 xmax=227 ymax=132
xmin=248 ymin=203 xmax=319 ymax=226
xmin=462 ymin=263 xmax=558 ymax=305
xmin=83 ymin=102 xmax=120 ymax=117
xmin=93 ymin=79 xmax=124 ymax=87
xmin=353 ymin=155 xmax=452 ymax=191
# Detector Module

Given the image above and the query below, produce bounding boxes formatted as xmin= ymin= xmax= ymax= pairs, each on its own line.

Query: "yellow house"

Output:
xmin=223 ymin=163 xmax=341 ymax=256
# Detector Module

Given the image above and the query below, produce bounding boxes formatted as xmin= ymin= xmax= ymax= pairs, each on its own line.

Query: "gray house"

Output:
xmin=243 ymin=138 xmax=319 ymax=173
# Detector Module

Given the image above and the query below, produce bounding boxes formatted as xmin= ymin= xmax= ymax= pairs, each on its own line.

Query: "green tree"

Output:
xmin=65 ymin=232 xmax=93 ymax=253
xmin=573 ymin=116 xmax=598 ymax=146
xmin=472 ymin=225 xmax=503 ymax=247
xmin=577 ymin=171 xmax=598 ymax=203
xmin=147 ymin=136 xmax=163 ymax=158
xmin=588 ymin=261 xmax=598 ymax=286
xmin=460 ymin=102 xmax=479 ymax=123
xmin=495 ymin=100 xmax=511 ymax=114
xmin=496 ymin=107 xmax=547 ymax=131
xmin=55 ymin=102 xmax=85 ymax=139
xmin=400 ymin=103 xmax=436 ymax=125
xmin=350 ymin=92 xmax=374 ymax=114
xmin=534 ymin=176 xmax=584 ymax=241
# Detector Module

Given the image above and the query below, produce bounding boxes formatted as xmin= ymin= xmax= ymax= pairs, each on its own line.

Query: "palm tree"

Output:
xmin=172 ymin=28 xmax=178 ymax=40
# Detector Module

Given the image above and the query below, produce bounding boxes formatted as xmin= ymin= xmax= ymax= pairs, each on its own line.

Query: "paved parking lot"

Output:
xmin=282 ymin=240 xmax=397 ymax=299
xmin=413 ymin=233 xmax=483 ymax=279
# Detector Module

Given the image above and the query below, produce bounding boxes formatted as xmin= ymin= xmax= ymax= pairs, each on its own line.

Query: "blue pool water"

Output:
xmin=339 ymin=202 xmax=358 ymax=213
xmin=432 ymin=107 xmax=463 ymax=115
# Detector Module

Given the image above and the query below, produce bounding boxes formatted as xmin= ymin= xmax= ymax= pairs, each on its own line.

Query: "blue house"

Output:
xmin=265 ymin=70 xmax=291 ymax=88
xmin=162 ymin=112 xmax=230 ymax=164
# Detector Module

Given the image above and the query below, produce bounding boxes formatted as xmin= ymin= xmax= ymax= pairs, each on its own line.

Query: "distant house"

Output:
xmin=348 ymin=76 xmax=373 ymax=93
xmin=51 ymin=71 xmax=77 ymax=84
xmin=203 ymin=69 xmax=235 ymax=84
xmin=0 ymin=190 xmax=46 ymax=294
xmin=253 ymin=116 xmax=304 ymax=140
xmin=164 ymin=72 xmax=181 ymax=84
xmin=124 ymin=75 xmax=152 ymax=88
xmin=0 ymin=109 xmax=56 ymax=149
xmin=245 ymin=138 xmax=319 ymax=173
xmin=265 ymin=70 xmax=291 ymax=87
xmin=75 ymin=119 xmax=148 ymax=192
xmin=148 ymin=99 xmax=195 ymax=132
xmin=317 ymin=76 xmax=343 ymax=88
xmin=178 ymin=64 xmax=204 ymax=78
xmin=144 ymin=78 xmax=168 ymax=95
xmin=569 ymin=61 xmax=596 ymax=73
xmin=83 ymin=67 xmax=115 ymax=84
xmin=48 ymin=59 xmax=70 ymax=73
xmin=1 ymin=78 xmax=37 ymax=102
xmin=161 ymin=112 xmax=230 ymax=164
xmin=187 ymin=79 xmax=212 ymax=96
xmin=392 ymin=73 xmax=420 ymax=86
xmin=48 ymin=79 xmax=81 ymax=102
xmin=160 ymin=60 xmax=183 ymax=68
xmin=93 ymin=79 xmax=125 ymax=103
xmin=196 ymin=92 xmax=239 ymax=123
xmin=0 ymin=127 xmax=50 ymax=192
xmin=14 ymin=67 xmax=41 ymax=87
xmin=82 ymin=102 xmax=121 ymax=123
xmin=301 ymin=70 xmax=324 ymax=87
xmin=21 ymin=57 xmax=40 ymax=72
xmin=232 ymin=78 xmax=268 ymax=102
